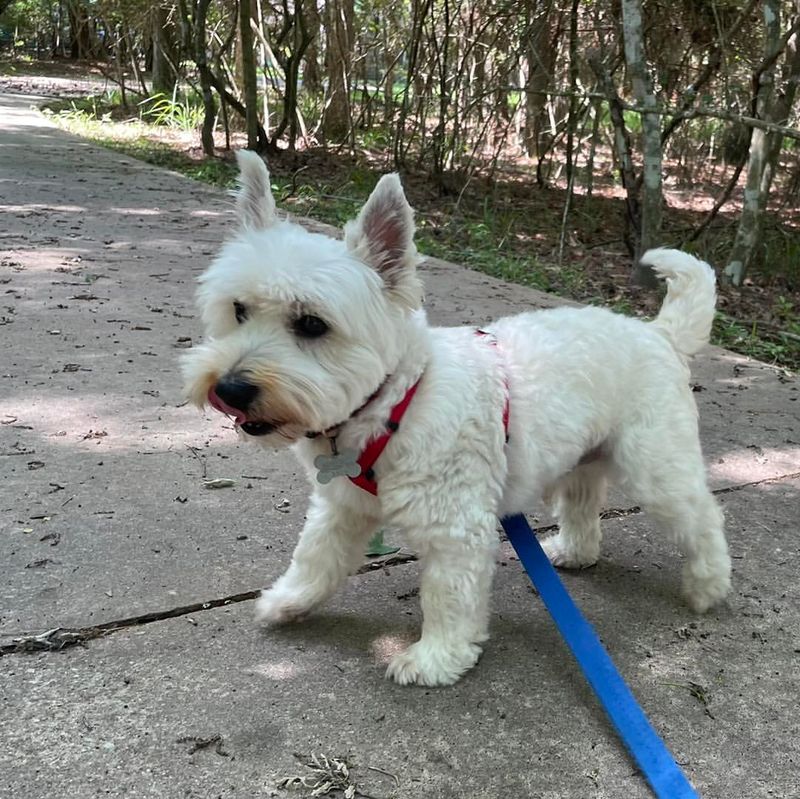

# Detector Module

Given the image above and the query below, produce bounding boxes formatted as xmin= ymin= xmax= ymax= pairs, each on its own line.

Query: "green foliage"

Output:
xmin=761 ymin=232 xmax=800 ymax=289
xmin=139 ymin=92 xmax=204 ymax=131
xmin=1 ymin=0 xmax=53 ymax=35
xmin=44 ymin=90 xmax=125 ymax=121
xmin=416 ymin=216 xmax=552 ymax=293
xmin=365 ymin=531 xmax=400 ymax=557
xmin=43 ymin=101 xmax=800 ymax=373
xmin=622 ymin=110 xmax=643 ymax=135
xmin=45 ymin=89 xmax=205 ymax=132
xmin=53 ymin=102 xmax=107 ymax=125
xmin=713 ymin=312 xmax=800 ymax=370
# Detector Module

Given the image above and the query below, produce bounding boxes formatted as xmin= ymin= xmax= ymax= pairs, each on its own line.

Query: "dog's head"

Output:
xmin=182 ymin=151 xmax=423 ymax=445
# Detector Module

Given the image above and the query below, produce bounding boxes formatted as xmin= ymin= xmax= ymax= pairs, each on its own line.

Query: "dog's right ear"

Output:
xmin=234 ymin=150 xmax=276 ymax=230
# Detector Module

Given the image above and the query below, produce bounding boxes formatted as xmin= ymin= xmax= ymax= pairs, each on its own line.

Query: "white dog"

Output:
xmin=182 ymin=151 xmax=731 ymax=686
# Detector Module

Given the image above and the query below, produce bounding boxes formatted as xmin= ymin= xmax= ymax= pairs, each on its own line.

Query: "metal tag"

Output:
xmin=314 ymin=448 xmax=361 ymax=484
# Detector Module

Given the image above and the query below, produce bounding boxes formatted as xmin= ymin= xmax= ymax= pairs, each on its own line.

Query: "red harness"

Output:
xmin=348 ymin=378 xmax=421 ymax=495
xmin=347 ymin=330 xmax=509 ymax=496
xmin=476 ymin=329 xmax=510 ymax=438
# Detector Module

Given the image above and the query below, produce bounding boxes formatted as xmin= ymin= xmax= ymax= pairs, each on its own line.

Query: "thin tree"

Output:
xmin=322 ymin=0 xmax=354 ymax=143
xmin=239 ymin=0 xmax=260 ymax=151
xmin=621 ymin=0 xmax=662 ymax=286
xmin=151 ymin=2 xmax=179 ymax=96
xmin=725 ymin=2 xmax=800 ymax=285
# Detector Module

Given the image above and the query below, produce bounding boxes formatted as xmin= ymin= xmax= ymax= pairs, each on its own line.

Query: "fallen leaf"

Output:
xmin=203 ymin=478 xmax=235 ymax=489
xmin=366 ymin=530 xmax=401 ymax=557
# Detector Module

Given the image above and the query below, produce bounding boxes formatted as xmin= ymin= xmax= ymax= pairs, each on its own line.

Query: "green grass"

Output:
xmin=417 ymin=221 xmax=552 ymax=292
xmin=139 ymin=92 xmax=205 ymax=131
xmin=713 ymin=310 xmax=800 ymax=370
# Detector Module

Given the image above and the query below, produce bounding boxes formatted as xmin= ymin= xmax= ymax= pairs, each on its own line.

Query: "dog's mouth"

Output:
xmin=207 ymin=389 xmax=277 ymax=437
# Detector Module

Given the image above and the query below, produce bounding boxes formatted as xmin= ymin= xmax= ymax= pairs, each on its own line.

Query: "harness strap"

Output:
xmin=475 ymin=329 xmax=509 ymax=438
xmin=349 ymin=330 xmax=507 ymax=496
xmin=348 ymin=379 xmax=421 ymax=495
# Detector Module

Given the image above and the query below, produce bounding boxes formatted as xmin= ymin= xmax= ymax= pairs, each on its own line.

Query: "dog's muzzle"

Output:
xmin=208 ymin=376 xmax=276 ymax=437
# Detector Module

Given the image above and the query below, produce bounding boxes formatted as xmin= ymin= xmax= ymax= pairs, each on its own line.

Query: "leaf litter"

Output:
xmin=278 ymin=753 xmax=376 ymax=798
xmin=176 ymin=733 xmax=229 ymax=757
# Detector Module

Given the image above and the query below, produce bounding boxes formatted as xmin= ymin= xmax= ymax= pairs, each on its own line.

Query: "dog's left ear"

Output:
xmin=344 ymin=174 xmax=422 ymax=309
xmin=234 ymin=150 xmax=276 ymax=230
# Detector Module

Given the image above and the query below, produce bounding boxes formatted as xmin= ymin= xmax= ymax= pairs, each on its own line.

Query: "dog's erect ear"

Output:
xmin=344 ymin=174 xmax=422 ymax=308
xmin=234 ymin=150 xmax=276 ymax=230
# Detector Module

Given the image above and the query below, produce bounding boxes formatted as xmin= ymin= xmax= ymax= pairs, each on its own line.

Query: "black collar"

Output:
xmin=304 ymin=377 xmax=388 ymax=440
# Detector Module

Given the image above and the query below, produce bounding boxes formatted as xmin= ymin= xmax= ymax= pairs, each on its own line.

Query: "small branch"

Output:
xmin=661 ymin=0 xmax=761 ymax=146
xmin=684 ymin=160 xmax=746 ymax=244
xmin=504 ymin=86 xmax=800 ymax=141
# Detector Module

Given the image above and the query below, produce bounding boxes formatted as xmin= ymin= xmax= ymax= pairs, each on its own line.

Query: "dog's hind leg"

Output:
xmin=541 ymin=460 xmax=608 ymax=569
xmin=612 ymin=423 xmax=731 ymax=613
xmin=649 ymin=489 xmax=729 ymax=613
xmin=254 ymin=493 xmax=379 ymax=624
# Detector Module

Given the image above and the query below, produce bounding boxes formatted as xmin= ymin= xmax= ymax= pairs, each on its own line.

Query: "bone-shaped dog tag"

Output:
xmin=314 ymin=448 xmax=362 ymax=484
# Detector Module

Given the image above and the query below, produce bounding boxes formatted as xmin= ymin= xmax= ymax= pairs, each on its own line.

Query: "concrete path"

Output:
xmin=1 ymin=92 xmax=799 ymax=799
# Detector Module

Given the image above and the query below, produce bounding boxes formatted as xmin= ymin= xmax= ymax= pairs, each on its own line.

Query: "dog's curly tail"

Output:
xmin=644 ymin=248 xmax=717 ymax=356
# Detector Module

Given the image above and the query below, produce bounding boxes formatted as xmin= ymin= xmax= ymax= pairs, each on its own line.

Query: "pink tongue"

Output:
xmin=207 ymin=388 xmax=248 ymax=425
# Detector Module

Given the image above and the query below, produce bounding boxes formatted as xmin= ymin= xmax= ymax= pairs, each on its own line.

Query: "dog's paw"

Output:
xmin=386 ymin=640 xmax=482 ymax=686
xmin=540 ymin=533 xmax=599 ymax=569
xmin=253 ymin=586 xmax=313 ymax=625
xmin=682 ymin=565 xmax=731 ymax=614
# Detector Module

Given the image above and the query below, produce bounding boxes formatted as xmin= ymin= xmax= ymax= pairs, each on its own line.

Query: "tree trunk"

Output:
xmin=303 ymin=0 xmax=322 ymax=96
xmin=393 ymin=0 xmax=431 ymax=167
xmin=523 ymin=0 xmax=556 ymax=160
xmin=564 ymin=0 xmax=579 ymax=186
xmin=589 ymin=52 xmax=640 ymax=256
xmin=724 ymin=0 xmax=783 ymax=286
xmin=431 ymin=0 xmax=454 ymax=182
xmin=239 ymin=0 xmax=260 ymax=151
xmin=252 ymin=0 xmax=313 ymax=150
xmin=382 ymin=11 xmax=398 ymax=128
xmin=322 ymin=0 xmax=354 ymax=143
xmin=285 ymin=0 xmax=313 ymax=149
xmin=763 ymin=6 xmax=800 ymax=198
xmin=621 ymin=0 xmax=662 ymax=286
xmin=67 ymin=0 xmax=96 ymax=59
xmin=152 ymin=4 xmax=178 ymax=95
xmin=194 ymin=0 xmax=217 ymax=156
xmin=254 ymin=0 xmax=269 ymax=136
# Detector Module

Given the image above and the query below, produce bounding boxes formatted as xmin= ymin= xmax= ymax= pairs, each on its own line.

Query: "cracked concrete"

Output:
xmin=1 ymin=92 xmax=800 ymax=798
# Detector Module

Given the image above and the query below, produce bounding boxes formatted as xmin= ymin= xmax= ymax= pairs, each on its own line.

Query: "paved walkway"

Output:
xmin=1 ymin=92 xmax=799 ymax=799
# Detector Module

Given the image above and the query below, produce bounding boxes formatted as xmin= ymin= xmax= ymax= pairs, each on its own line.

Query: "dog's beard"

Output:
xmin=184 ymin=328 xmax=398 ymax=444
xmin=238 ymin=367 xmax=329 ymax=437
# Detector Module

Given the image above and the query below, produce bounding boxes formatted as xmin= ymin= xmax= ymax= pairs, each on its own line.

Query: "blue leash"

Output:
xmin=500 ymin=514 xmax=700 ymax=799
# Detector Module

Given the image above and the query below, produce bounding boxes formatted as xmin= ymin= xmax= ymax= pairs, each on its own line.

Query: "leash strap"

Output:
xmin=500 ymin=513 xmax=700 ymax=799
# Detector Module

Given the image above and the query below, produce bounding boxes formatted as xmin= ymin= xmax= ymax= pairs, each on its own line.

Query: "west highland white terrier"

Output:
xmin=182 ymin=151 xmax=731 ymax=686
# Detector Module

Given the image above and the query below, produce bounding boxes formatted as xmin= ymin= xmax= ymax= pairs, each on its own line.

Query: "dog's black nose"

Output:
xmin=214 ymin=374 xmax=259 ymax=411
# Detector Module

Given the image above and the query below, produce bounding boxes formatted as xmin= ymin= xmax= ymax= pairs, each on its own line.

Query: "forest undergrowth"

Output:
xmin=3 ymin=60 xmax=796 ymax=370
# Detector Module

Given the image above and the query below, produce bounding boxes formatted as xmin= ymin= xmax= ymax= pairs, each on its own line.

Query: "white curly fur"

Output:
xmin=182 ymin=153 xmax=731 ymax=686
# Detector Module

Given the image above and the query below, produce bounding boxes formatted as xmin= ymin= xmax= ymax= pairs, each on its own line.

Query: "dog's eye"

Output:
xmin=233 ymin=301 xmax=248 ymax=324
xmin=293 ymin=314 xmax=329 ymax=339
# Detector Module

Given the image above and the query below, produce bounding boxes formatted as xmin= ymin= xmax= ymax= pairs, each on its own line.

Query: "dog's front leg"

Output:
xmin=386 ymin=519 xmax=498 ymax=687
xmin=255 ymin=492 xmax=378 ymax=624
